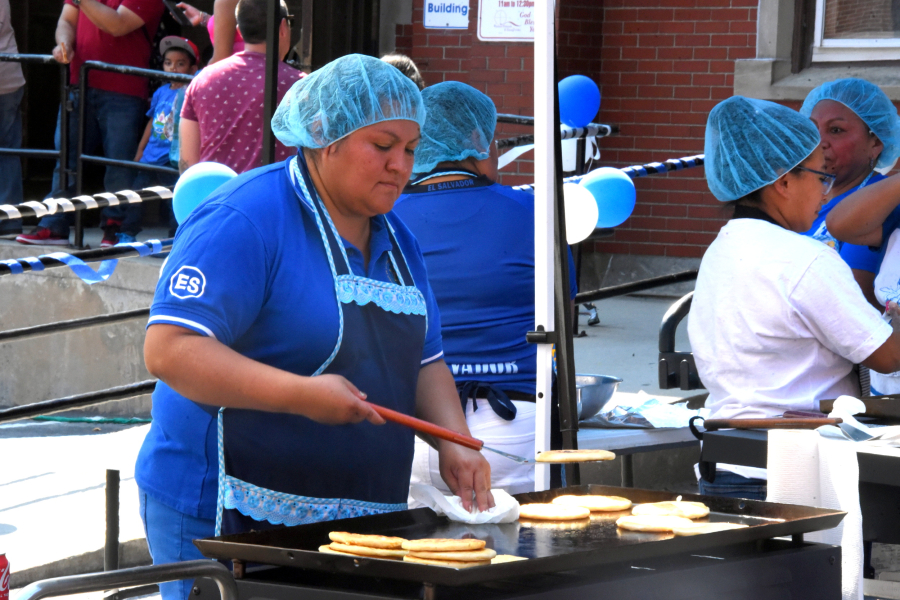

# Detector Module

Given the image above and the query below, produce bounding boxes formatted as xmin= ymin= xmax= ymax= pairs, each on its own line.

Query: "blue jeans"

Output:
xmin=698 ymin=470 xmax=767 ymax=500
xmin=138 ymin=490 xmax=216 ymax=600
xmin=41 ymin=88 xmax=145 ymax=236
xmin=0 ymin=86 xmax=24 ymax=231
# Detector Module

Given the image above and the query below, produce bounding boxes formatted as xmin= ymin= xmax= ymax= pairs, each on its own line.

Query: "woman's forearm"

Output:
xmin=827 ymin=174 xmax=900 ymax=247
xmin=415 ymin=360 xmax=472 ymax=440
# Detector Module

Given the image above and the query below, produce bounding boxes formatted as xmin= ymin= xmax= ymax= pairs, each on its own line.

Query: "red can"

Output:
xmin=0 ymin=553 xmax=9 ymax=600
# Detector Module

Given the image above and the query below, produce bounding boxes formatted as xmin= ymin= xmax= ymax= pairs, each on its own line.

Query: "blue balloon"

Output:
xmin=579 ymin=167 xmax=636 ymax=228
xmin=172 ymin=162 xmax=238 ymax=224
xmin=558 ymin=75 xmax=601 ymax=129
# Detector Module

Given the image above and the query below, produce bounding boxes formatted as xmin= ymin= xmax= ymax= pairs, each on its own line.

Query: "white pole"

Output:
xmin=533 ymin=0 xmax=556 ymax=492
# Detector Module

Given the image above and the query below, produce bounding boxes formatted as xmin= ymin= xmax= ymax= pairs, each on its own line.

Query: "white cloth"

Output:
xmin=409 ymin=484 xmax=520 ymax=524
xmin=0 ymin=0 xmax=24 ymax=96
xmin=409 ymin=398 xmax=535 ymax=498
xmin=767 ymin=430 xmax=863 ymax=600
xmin=870 ymin=227 xmax=900 ymax=394
xmin=689 ymin=219 xmax=890 ymax=479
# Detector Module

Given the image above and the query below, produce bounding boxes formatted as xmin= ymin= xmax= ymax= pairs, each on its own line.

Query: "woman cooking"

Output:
xmin=799 ymin=78 xmax=900 ymax=309
xmin=135 ymin=54 xmax=492 ymax=600
xmin=688 ymin=96 xmax=900 ymax=499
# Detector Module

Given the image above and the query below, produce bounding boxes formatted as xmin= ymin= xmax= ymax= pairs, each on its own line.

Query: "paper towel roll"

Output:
xmin=767 ymin=429 xmax=821 ymax=506
xmin=767 ymin=429 xmax=862 ymax=600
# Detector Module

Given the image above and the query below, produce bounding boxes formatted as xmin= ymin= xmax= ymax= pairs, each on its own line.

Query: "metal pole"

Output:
xmin=532 ymin=0 xmax=555 ymax=492
xmin=75 ymin=64 xmax=88 ymax=248
xmin=575 ymin=269 xmax=699 ymax=304
xmin=262 ymin=0 xmax=280 ymax=165
xmin=0 ymin=380 xmax=157 ymax=425
xmin=552 ymin=51 xmax=580 ymax=487
xmin=105 ymin=469 xmax=119 ymax=571
xmin=59 ymin=62 xmax=70 ymax=208
xmin=0 ymin=308 xmax=150 ymax=343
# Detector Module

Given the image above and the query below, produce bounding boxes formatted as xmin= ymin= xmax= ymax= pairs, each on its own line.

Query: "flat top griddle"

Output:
xmin=194 ymin=484 xmax=844 ymax=587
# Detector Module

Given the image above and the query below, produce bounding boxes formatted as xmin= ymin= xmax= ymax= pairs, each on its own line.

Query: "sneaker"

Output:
xmin=15 ymin=227 xmax=69 ymax=246
xmin=100 ymin=221 xmax=121 ymax=248
xmin=116 ymin=232 xmax=137 ymax=245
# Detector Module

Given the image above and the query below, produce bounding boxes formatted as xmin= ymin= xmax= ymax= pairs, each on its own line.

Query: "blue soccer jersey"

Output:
xmin=136 ymin=158 xmax=443 ymax=518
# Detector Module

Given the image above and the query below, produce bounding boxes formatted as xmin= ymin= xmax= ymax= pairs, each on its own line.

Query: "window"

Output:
xmin=733 ymin=0 xmax=900 ymax=101
xmin=812 ymin=0 xmax=900 ymax=61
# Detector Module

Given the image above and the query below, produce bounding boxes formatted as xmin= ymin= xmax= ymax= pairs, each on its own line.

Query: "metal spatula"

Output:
xmin=838 ymin=421 xmax=874 ymax=442
xmin=364 ymin=401 xmax=533 ymax=464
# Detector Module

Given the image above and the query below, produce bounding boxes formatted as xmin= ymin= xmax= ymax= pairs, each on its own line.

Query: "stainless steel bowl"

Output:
xmin=576 ymin=374 xmax=623 ymax=420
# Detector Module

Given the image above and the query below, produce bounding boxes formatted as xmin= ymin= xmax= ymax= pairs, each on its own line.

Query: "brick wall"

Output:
xmin=396 ymin=1 xmax=766 ymax=259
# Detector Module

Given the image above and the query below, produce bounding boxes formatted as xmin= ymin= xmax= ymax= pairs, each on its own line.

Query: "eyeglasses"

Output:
xmin=284 ymin=13 xmax=295 ymax=28
xmin=795 ymin=166 xmax=836 ymax=196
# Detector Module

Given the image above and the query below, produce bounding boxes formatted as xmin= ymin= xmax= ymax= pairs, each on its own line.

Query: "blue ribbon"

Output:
xmin=2 ymin=239 xmax=164 ymax=285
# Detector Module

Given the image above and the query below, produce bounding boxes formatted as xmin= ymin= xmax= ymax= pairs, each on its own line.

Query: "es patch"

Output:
xmin=169 ymin=266 xmax=206 ymax=299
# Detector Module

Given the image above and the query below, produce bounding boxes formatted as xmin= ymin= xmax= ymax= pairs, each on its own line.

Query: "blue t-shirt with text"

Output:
xmin=135 ymin=158 xmax=444 ymax=518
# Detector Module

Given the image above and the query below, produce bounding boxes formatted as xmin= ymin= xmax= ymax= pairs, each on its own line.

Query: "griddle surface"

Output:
xmin=194 ymin=484 xmax=844 ymax=586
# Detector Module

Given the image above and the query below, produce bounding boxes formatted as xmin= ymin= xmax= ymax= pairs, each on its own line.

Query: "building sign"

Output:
xmin=477 ymin=0 xmax=535 ymax=42
xmin=423 ymin=0 xmax=470 ymax=29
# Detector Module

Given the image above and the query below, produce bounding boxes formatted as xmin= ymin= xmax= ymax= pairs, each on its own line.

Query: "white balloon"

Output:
xmin=563 ymin=182 xmax=599 ymax=244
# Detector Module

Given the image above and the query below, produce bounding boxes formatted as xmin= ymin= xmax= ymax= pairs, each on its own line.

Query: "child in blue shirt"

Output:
xmin=115 ymin=37 xmax=198 ymax=243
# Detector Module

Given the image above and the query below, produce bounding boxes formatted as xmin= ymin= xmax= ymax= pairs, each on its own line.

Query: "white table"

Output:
xmin=577 ymin=426 xmax=698 ymax=486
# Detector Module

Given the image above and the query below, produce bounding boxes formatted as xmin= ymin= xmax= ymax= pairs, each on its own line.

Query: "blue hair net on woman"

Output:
xmin=800 ymin=78 xmax=900 ymax=170
xmin=705 ymin=96 xmax=820 ymax=202
xmin=272 ymin=54 xmax=426 ymax=149
xmin=413 ymin=81 xmax=497 ymax=175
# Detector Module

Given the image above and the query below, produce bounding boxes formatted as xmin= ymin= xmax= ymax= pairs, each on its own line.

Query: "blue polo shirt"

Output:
xmin=136 ymin=158 xmax=443 ymax=518
xmin=803 ymin=172 xmax=886 ymax=274
xmin=393 ymin=175 xmax=577 ymax=395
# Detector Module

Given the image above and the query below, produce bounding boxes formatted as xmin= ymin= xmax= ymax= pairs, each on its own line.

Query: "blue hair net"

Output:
xmin=272 ymin=54 xmax=426 ymax=149
xmin=413 ymin=81 xmax=497 ymax=174
xmin=704 ymin=96 xmax=820 ymax=202
xmin=800 ymin=78 xmax=900 ymax=170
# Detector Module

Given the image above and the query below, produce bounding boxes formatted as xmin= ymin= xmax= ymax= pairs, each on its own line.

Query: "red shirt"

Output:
xmin=65 ymin=0 xmax=164 ymax=99
xmin=181 ymin=51 xmax=304 ymax=173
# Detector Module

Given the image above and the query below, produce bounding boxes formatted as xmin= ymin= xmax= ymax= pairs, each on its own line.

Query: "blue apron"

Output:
xmin=216 ymin=154 xmax=428 ymax=535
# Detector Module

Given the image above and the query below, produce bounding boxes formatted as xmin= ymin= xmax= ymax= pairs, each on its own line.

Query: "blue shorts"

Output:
xmin=138 ymin=490 xmax=216 ymax=600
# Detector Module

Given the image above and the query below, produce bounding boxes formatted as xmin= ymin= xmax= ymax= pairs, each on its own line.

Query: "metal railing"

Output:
xmin=16 ymin=560 xmax=237 ymax=600
xmin=71 ymin=62 xmax=192 ymax=247
xmin=0 ymin=54 xmax=71 ymax=185
xmin=0 ymin=53 xmax=194 ymax=247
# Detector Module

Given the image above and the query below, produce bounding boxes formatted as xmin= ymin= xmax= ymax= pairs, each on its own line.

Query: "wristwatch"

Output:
xmin=72 ymin=0 xmax=81 ymax=5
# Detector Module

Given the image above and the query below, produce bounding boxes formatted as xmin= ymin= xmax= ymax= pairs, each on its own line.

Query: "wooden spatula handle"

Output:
xmin=364 ymin=401 xmax=484 ymax=451
xmin=703 ymin=417 xmax=842 ymax=431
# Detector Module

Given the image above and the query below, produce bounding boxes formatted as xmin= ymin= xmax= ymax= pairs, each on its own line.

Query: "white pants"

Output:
xmin=409 ymin=398 xmax=535 ymax=506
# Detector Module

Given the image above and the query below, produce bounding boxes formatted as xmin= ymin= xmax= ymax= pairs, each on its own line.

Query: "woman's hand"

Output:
xmin=176 ymin=2 xmax=205 ymax=27
xmin=299 ymin=374 xmax=386 ymax=426
xmin=438 ymin=444 xmax=495 ymax=512
xmin=52 ymin=41 xmax=72 ymax=64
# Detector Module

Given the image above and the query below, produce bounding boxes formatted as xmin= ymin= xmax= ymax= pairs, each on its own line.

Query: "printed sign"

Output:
xmin=478 ymin=0 xmax=535 ymax=42
xmin=423 ymin=0 xmax=470 ymax=29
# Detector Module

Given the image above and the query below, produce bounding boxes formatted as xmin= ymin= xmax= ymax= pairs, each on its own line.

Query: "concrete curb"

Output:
xmin=11 ymin=539 xmax=151 ymax=589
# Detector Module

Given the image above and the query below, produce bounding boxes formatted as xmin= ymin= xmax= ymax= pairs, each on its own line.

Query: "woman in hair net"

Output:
xmin=688 ymin=96 xmax=900 ymax=499
xmin=393 ymin=81 xmax=577 ymax=495
xmin=799 ymin=78 xmax=900 ymax=309
xmin=136 ymin=55 xmax=492 ymax=592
